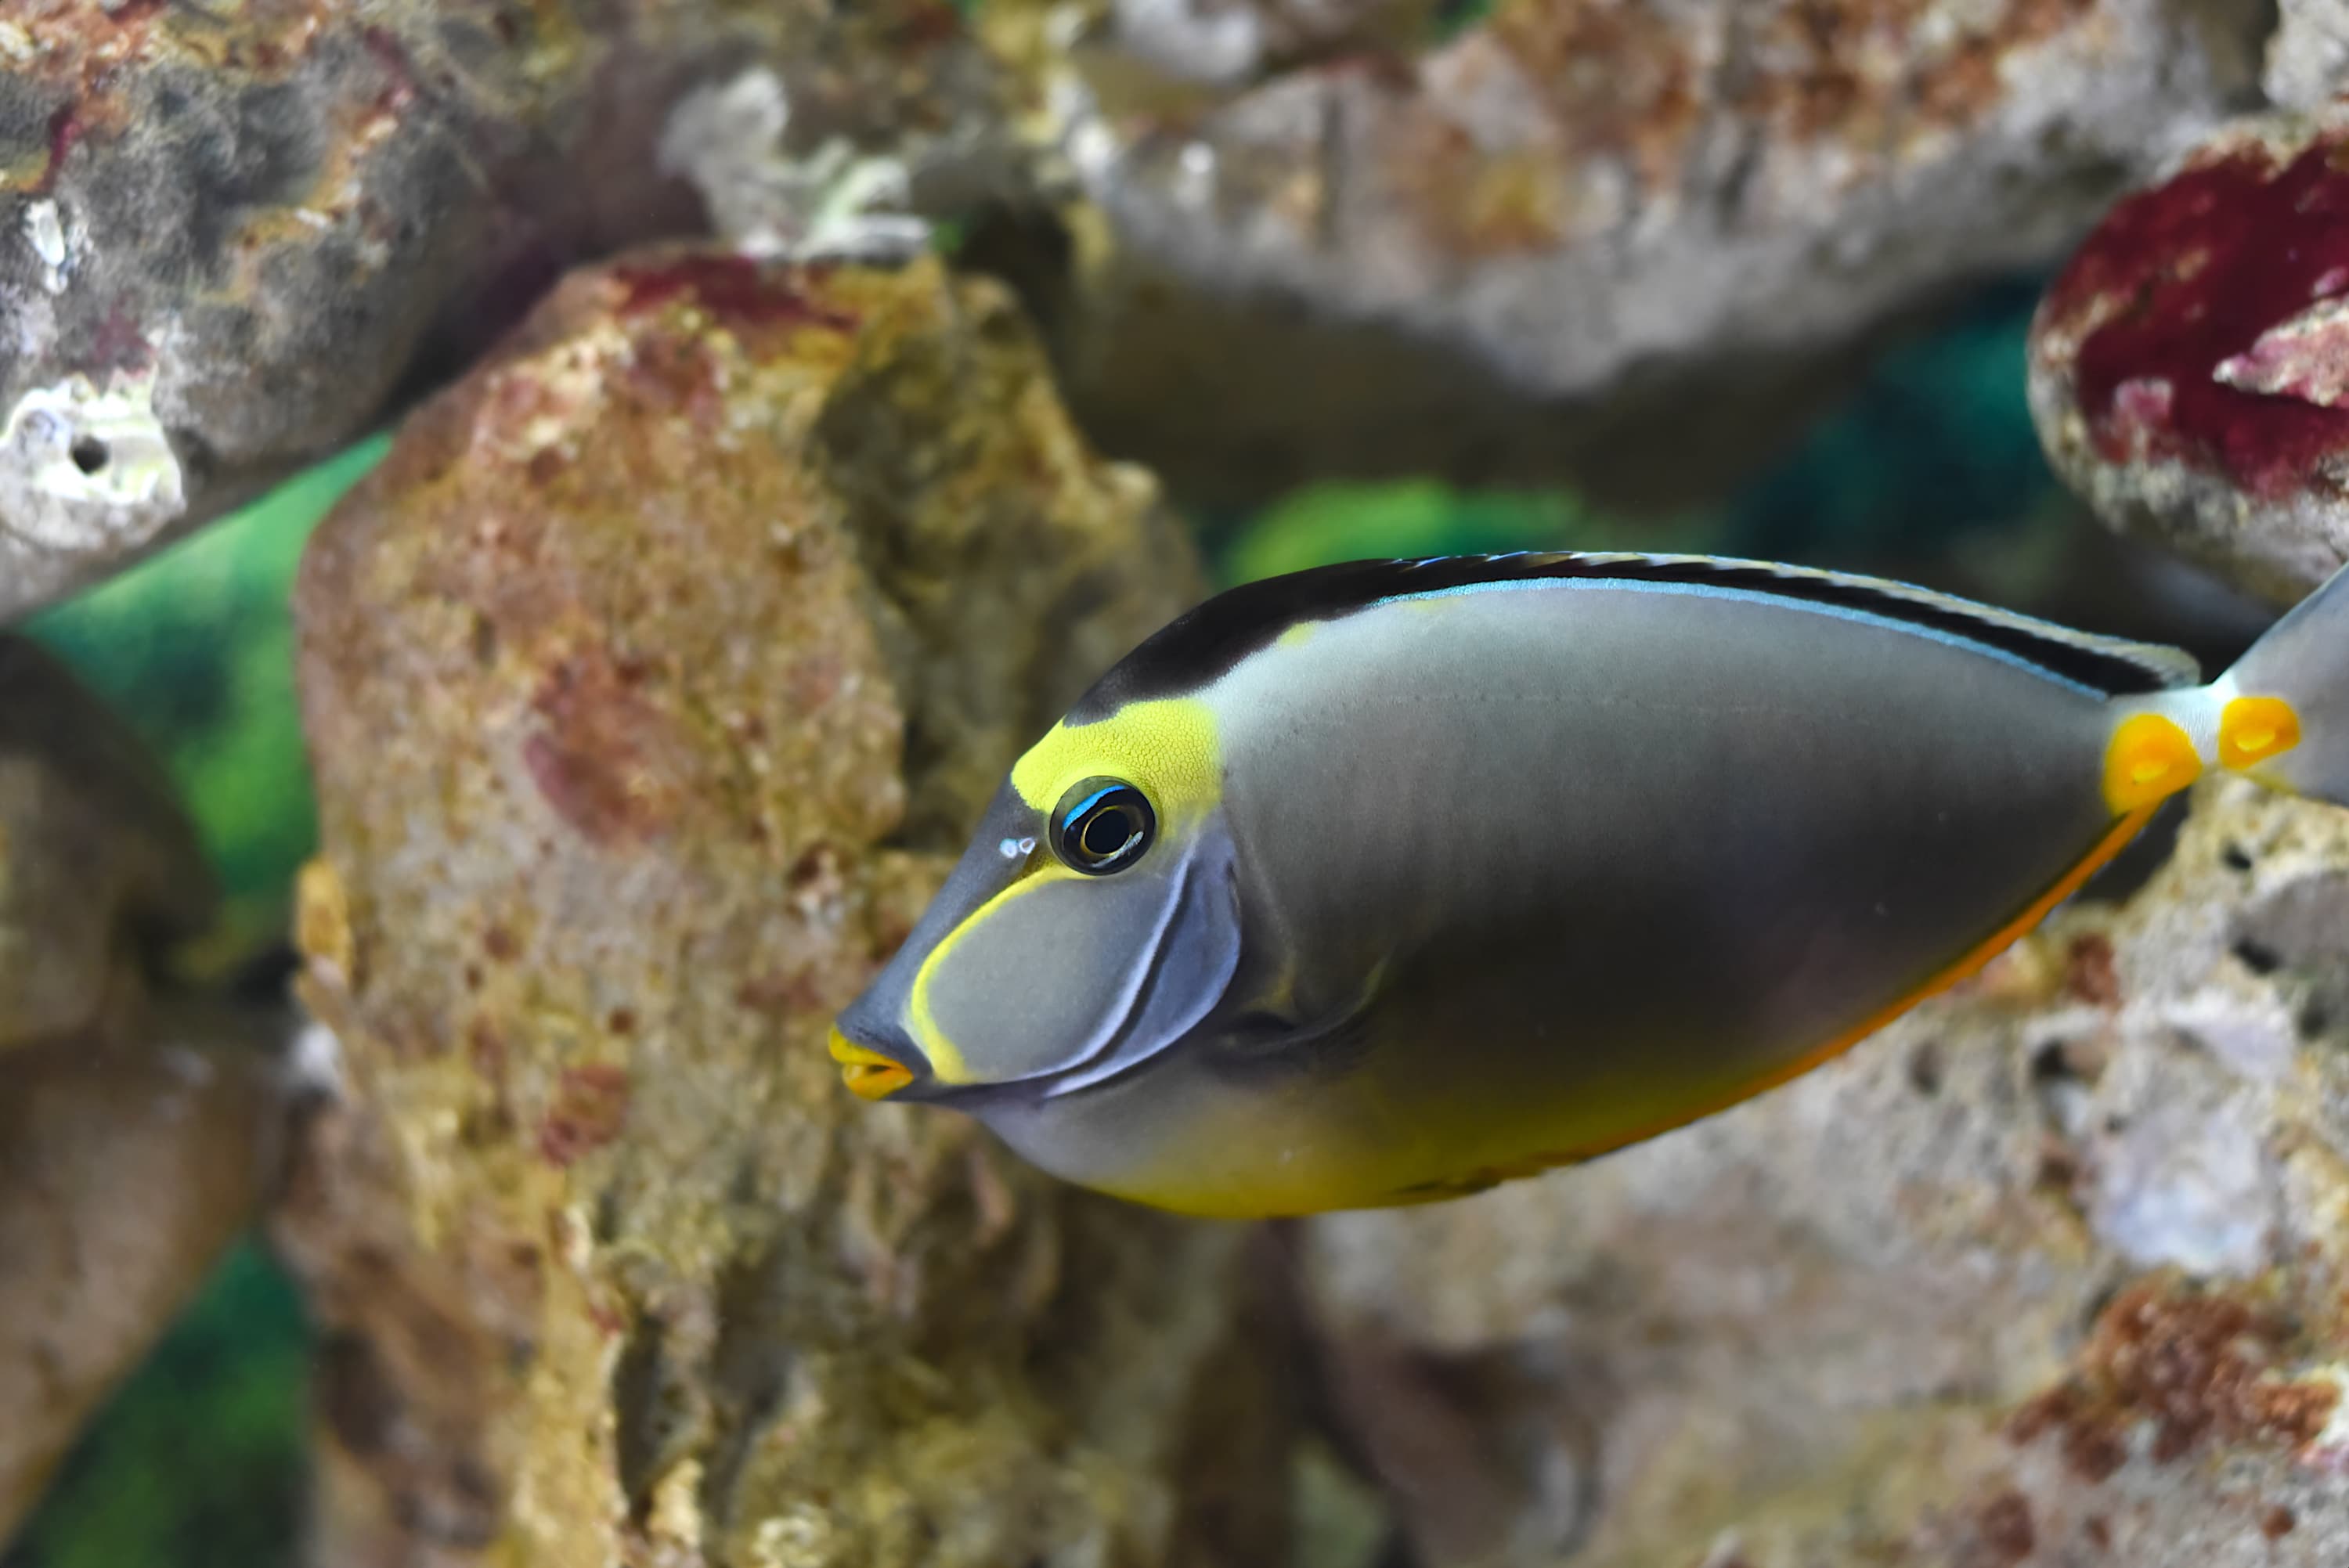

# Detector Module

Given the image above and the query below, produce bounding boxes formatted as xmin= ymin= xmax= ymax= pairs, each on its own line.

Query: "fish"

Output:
xmin=828 ymin=550 xmax=2349 ymax=1219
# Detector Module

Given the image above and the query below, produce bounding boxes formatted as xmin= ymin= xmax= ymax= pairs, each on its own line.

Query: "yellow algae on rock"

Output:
xmin=278 ymin=247 xmax=1280 ymax=1568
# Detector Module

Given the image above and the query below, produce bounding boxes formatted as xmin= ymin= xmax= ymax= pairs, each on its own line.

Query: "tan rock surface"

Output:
xmin=0 ymin=638 xmax=262 ymax=1545
xmin=0 ymin=1017 xmax=277 ymax=1541
xmin=283 ymin=247 xmax=1284 ymax=1568
xmin=0 ymin=636 xmax=214 ymax=1045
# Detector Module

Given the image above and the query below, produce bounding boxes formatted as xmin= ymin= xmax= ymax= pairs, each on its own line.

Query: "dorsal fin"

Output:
xmin=1068 ymin=552 xmax=2202 ymax=721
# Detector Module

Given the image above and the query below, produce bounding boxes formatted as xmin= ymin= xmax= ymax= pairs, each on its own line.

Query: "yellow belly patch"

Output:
xmin=2103 ymin=712 xmax=2202 ymax=813
xmin=2219 ymin=695 xmax=2301 ymax=771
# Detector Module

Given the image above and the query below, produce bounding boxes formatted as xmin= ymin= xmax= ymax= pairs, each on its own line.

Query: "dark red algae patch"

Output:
xmin=611 ymin=255 xmax=857 ymax=333
xmin=2004 ymin=1280 xmax=2341 ymax=1478
xmin=2051 ymin=135 xmax=2349 ymax=501
xmin=82 ymin=305 xmax=153 ymax=377
xmin=35 ymin=103 xmax=82 ymax=196
xmin=1972 ymin=1488 xmax=2037 ymax=1563
xmin=538 ymin=1063 xmax=631 ymax=1166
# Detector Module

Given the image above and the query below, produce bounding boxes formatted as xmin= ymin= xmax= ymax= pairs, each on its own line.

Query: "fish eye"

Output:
xmin=1052 ymin=777 xmax=1156 ymax=875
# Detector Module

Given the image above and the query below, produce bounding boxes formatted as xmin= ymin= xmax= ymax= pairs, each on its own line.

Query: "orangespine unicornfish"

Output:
xmin=830 ymin=550 xmax=2349 ymax=1219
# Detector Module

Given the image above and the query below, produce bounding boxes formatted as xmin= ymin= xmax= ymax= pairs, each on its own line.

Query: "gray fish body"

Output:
xmin=830 ymin=550 xmax=2339 ymax=1218
xmin=974 ymin=579 xmax=2120 ymax=1213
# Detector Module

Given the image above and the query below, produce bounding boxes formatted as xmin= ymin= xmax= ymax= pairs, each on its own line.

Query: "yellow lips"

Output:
xmin=828 ymin=1029 xmax=914 ymax=1100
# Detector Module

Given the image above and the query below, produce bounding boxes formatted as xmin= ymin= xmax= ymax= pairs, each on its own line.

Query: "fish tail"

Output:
xmin=2206 ymin=557 xmax=2349 ymax=806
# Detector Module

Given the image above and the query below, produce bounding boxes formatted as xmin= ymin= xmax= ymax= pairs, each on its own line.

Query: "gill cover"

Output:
xmin=837 ymin=784 xmax=1243 ymax=1096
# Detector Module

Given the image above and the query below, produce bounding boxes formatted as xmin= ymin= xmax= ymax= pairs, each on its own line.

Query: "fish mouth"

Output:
xmin=828 ymin=1029 xmax=915 ymax=1100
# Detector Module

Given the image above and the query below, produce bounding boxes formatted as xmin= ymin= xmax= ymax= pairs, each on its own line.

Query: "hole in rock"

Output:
xmin=2232 ymin=938 xmax=2282 ymax=976
xmin=1907 ymin=1040 xmax=1944 ymax=1098
xmin=2031 ymin=1042 xmax=2087 ymax=1085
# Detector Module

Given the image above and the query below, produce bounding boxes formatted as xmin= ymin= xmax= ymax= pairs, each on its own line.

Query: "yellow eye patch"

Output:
xmin=1009 ymin=696 xmax=1224 ymax=822
xmin=895 ymin=696 xmax=1221 ymax=1087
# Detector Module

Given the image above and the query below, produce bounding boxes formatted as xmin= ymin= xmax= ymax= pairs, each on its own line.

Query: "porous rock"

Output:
xmin=0 ymin=0 xmax=2280 ymax=593
xmin=281 ymin=247 xmax=1279 ymax=1568
xmin=0 ymin=0 xmax=1004 ymax=621
xmin=0 ymin=634 xmax=213 ymax=1047
xmin=2030 ymin=105 xmax=2349 ymax=603
xmin=1300 ymin=779 xmax=2349 ymax=1567
xmin=982 ymin=0 xmax=2271 ymax=508
xmin=0 ymin=641 xmax=257 ymax=1545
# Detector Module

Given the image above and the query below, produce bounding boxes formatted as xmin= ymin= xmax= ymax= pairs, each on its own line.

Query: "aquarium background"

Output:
xmin=0 ymin=273 xmax=2205 ymax=1568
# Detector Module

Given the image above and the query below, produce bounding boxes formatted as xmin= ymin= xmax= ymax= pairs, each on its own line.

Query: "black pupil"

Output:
xmin=1081 ymin=806 xmax=1132 ymax=860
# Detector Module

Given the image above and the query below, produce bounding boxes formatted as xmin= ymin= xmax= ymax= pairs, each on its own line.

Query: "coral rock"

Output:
xmin=283 ymin=247 xmax=1279 ymax=1568
xmin=2030 ymin=107 xmax=2349 ymax=602
xmin=1301 ymin=779 xmax=2349 ymax=1566
xmin=0 ymin=1014 xmax=276 ymax=1541
xmin=0 ymin=0 xmax=1005 ymax=620
xmin=0 ymin=636 xmax=260 ymax=1545
xmin=0 ymin=634 xmax=260 ymax=1545
xmin=985 ymin=0 xmax=2270 ymax=507
xmin=0 ymin=635 xmax=213 ymax=1047
xmin=2265 ymin=0 xmax=2349 ymax=110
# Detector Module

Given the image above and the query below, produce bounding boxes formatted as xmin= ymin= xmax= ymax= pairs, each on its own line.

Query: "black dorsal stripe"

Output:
xmin=1065 ymin=553 xmax=2196 ymax=723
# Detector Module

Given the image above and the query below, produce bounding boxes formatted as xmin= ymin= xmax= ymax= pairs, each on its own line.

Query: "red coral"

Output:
xmin=2006 ymin=1280 xmax=2342 ymax=1478
xmin=523 ymin=647 xmax=687 ymax=848
xmin=2048 ymin=135 xmax=2349 ymax=500
xmin=2063 ymin=932 xmax=2120 ymax=1007
xmin=537 ymin=1064 xmax=630 ymax=1166
xmin=1975 ymin=1488 xmax=2037 ymax=1564
xmin=611 ymin=256 xmax=857 ymax=334
xmin=37 ymin=103 xmax=82 ymax=196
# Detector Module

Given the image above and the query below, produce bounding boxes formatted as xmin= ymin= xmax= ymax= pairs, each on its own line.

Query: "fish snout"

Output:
xmin=828 ymin=1027 xmax=916 ymax=1101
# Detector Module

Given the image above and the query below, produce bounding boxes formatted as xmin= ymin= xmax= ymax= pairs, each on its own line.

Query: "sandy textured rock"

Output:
xmin=0 ymin=1012 xmax=276 ymax=1543
xmin=0 ymin=631 xmax=265 ymax=1548
xmin=0 ymin=634 xmax=213 ymax=1047
xmin=980 ymin=0 xmax=2271 ymax=507
xmin=2029 ymin=106 xmax=2349 ymax=604
xmin=281 ymin=248 xmax=1280 ymax=1568
xmin=0 ymin=0 xmax=1005 ymax=622
xmin=1300 ymin=780 xmax=2349 ymax=1568
xmin=0 ymin=636 xmax=264 ymax=1547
